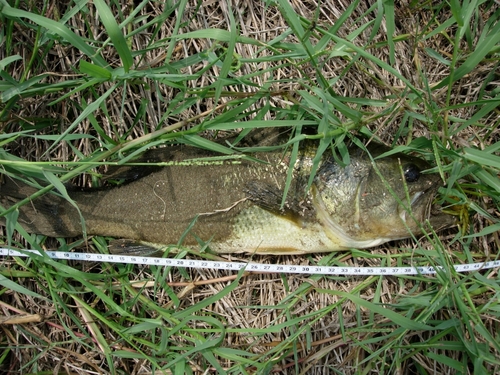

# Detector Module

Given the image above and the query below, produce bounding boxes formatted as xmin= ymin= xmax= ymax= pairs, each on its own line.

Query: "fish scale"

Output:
xmin=0 ymin=143 xmax=455 ymax=254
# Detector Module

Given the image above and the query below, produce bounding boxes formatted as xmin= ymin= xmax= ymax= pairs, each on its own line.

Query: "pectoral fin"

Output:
xmin=244 ymin=180 xmax=291 ymax=215
xmin=108 ymin=239 xmax=164 ymax=257
xmin=244 ymin=179 xmax=317 ymax=225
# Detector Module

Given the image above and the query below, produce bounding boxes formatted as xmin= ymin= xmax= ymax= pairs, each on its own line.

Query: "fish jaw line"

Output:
xmin=399 ymin=191 xmax=424 ymax=223
xmin=399 ymin=180 xmax=444 ymax=229
xmin=411 ymin=191 xmax=424 ymax=206
xmin=425 ymin=182 xmax=457 ymax=230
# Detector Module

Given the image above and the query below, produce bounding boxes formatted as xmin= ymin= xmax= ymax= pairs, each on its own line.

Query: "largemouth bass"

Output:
xmin=0 ymin=143 xmax=454 ymax=254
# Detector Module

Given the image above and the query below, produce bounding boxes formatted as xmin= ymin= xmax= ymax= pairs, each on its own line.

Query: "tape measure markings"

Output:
xmin=1 ymin=248 xmax=498 ymax=276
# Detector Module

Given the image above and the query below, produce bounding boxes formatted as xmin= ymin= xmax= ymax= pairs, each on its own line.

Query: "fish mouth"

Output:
xmin=403 ymin=181 xmax=455 ymax=231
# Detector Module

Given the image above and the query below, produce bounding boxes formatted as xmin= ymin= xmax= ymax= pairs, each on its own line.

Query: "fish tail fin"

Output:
xmin=0 ymin=177 xmax=82 ymax=238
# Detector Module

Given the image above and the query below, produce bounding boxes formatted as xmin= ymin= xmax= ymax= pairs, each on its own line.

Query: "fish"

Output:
xmin=0 ymin=141 xmax=455 ymax=255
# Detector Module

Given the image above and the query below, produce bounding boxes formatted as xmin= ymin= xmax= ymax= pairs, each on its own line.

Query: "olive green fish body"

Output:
xmin=0 ymin=144 xmax=454 ymax=254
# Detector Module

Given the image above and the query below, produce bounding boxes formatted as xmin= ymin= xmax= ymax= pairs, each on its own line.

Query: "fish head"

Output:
xmin=313 ymin=145 xmax=455 ymax=248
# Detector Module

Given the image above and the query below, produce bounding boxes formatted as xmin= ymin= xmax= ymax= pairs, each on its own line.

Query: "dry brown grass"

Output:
xmin=1 ymin=0 xmax=499 ymax=374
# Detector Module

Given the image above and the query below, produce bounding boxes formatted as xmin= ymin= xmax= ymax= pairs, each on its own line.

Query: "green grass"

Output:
xmin=0 ymin=0 xmax=499 ymax=374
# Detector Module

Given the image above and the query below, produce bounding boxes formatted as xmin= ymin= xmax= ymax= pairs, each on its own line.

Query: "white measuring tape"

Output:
xmin=1 ymin=248 xmax=498 ymax=275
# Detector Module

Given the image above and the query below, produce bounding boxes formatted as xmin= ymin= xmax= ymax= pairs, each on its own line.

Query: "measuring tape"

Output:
xmin=1 ymin=248 xmax=498 ymax=275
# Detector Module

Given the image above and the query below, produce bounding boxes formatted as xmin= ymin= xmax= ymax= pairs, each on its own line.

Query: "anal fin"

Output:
xmin=108 ymin=239 xmax=165 ymax=257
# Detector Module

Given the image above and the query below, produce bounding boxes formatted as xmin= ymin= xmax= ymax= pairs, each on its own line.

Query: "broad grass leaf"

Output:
xmin=79 ymin=61 xmax=112 ymax=80
xmin=1 ymin=74 xmax=48 ymax=102
xmin=327 ymin=290 xmax=434 ymax=331
xmin=433 ymin=19 xmax=500 ymax=90
xmin=0 ymin=55 xmax=22 ymax=69
xmin=0 ymin=274 xmax=47 ymax=300
xmin=463 ymin=147 xmax=500 ymax=169
xmin=93 ymin=0 xmax=133 ymax=72
xmin=1 ymin=4 xmax=107 ymax=67
xmin=43 ymin=83 xmax=118 ymax=156
xmin=170 ymin=29 xmax=259 ymax=45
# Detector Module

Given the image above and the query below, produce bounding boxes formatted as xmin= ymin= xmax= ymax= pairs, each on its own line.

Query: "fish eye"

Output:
xmin=403 ymin=164 xmax=420 ymax=183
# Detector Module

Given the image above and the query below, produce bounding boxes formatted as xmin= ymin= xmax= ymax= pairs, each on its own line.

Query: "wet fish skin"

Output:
xmin=0 ymin=143 xmax=454 ymax=254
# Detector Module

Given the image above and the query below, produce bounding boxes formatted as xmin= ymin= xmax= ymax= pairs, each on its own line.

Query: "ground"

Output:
xmin=0 ymin=1 xmax=499 ymax=374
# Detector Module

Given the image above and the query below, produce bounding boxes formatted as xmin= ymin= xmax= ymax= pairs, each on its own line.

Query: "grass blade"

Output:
xmin=93 ymin=0 xmax=133 ymax=72
xmin=434 ymin=18 xmax=500 ymax=90
xmin=1 ymin=2 xmax=107 ymax=67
